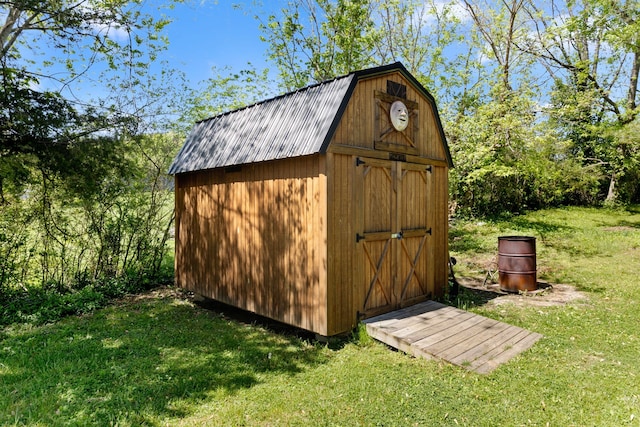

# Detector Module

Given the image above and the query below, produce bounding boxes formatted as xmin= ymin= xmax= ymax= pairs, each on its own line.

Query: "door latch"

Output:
xmin=391 ymin=231 xmax=403 ymax=240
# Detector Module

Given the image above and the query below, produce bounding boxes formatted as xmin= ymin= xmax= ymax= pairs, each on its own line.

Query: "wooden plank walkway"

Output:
xmin=362 ymin=300 xmax=542 ymax=374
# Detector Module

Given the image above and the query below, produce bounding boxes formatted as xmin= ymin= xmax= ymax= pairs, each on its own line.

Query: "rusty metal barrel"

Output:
xmin=498 ymin=236 xmax=537 ymax=292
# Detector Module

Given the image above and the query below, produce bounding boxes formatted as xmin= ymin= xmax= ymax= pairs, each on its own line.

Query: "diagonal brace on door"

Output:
xmin=399 ymin=234 xmax=428 ymax=301
xmin=362 ymin=239 xmax=392 ymax=310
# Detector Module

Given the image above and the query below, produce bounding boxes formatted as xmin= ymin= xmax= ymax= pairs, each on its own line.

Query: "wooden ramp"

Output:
xmin=363 ymin=300 xmax=542 ymax=374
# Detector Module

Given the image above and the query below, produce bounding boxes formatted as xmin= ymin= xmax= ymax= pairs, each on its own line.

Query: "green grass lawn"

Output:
xmin=2 ymin=206 xmax=640 ymax=426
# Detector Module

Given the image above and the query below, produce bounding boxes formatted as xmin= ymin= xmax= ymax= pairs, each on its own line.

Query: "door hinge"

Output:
xmin=356 ymin=157 xmax=366 ymax=167
xmin=356 ymin=233 xmax=365 ymax=242
xmin=427 ymin=227 xmax=432 ymax=235
xmin=425 ymin=165 xmax=433 ymax=173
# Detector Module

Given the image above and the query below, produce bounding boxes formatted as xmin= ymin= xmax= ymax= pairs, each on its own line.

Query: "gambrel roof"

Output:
xmin=168 ymin=62 xmax=452 ymax=175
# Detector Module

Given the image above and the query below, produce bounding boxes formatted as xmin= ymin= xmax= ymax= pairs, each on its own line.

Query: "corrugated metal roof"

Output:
xmin=168 ymin=73 xmax=356 ymax=174
xmin=168 ymin=62 xmax=453 ymax=175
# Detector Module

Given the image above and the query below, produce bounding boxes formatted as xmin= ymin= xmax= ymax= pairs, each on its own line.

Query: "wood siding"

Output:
xmin=331 ymin=72 xmax=447 ymax=162
xmin=174 ymin=155 xmax=329 ymax=335
xmin=325 ymin=72 xmax=450 ymax=334
xmin=432 ymin=164 xmax=449 ymax=300
xmin=325 ymin=155 xmax=449 ymax=334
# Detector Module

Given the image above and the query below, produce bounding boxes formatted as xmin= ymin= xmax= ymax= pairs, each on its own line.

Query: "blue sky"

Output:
xmin=157 ymin=1 xmax=278 ymax=84
xmin=14 ymin=1 xmax=556 ymax=109
xmin=3 ymin=0 xmax=293 ymax=117
xmin=7 ymin=1 xmax=278 ymax=97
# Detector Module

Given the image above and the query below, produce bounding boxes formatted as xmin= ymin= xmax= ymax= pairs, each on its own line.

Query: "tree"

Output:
xmin=447 ymin=0 xmax=557 ymax=214
xmin=518 ymin=0 xmax=640 ymax=202
xmin=367 ymin=0 xmax=471 ymax=98
xmin=179 ymin=65 xmax=274 ymax=127
xmin=256 ymin=0 xmax=602 ymax=214
xmin=608 ymin=118 xmax=640 ymax=202
xmin=462 ymin=0 xmax=530 ymax=92
xmin=0 ymin=1 xmax=185 ymax=295
xmin=258 ymin=0 xmax=377 ymax=89
xmin=521 ymin=0 xmax=639 ymax=124
xmin=1 ymin=0 xmax=172 ymax=200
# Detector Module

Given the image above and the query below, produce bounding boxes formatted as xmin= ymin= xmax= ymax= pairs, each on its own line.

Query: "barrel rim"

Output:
xmin=499 ymin=269 xmax=537 ymax=274
xmin=498 ymin=235 xmax=536 ymax=241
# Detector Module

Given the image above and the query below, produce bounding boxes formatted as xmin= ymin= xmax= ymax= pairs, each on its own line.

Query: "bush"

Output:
xmin=0 ymin=271 xmax=172 ymax=326
xmin=0 ymin=133 xmax=178 ymax=326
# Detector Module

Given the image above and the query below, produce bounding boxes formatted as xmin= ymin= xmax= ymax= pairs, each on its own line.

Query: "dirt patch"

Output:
xmin=457 ymin=276 xmax=588 ymax=308
xmin=116 ymin=286 xmax=188 ymax=304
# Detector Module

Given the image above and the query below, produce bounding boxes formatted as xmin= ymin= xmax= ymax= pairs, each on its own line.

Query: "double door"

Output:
xmin=357 ymin=157 xmax=433 ymax=317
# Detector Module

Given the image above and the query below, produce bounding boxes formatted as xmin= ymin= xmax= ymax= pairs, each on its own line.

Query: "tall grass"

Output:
xmin=1 ymin=206 xmax=639 ymax=426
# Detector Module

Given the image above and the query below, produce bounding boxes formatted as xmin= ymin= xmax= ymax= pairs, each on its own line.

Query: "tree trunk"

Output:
xmin=606 ymin=172 xmax=616 ymax=203
xmin=626 ymin=49 xmax=639 ymax=123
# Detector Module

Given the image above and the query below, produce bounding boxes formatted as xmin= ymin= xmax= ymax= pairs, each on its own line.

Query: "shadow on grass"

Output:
xmin=449 ymin=228 xmax=488 ymax=253
xmin=505 ymin=215 xmax=574 ymax=237
xmin=0 ymin=295 xmax=329 ymax=425
xmin=605 ymin=217 xmax=640 ymax=229
xmin=595 ymin=206 xmax=640 ymax=229
xmin=625 ymin=205 xmax=640 ymax=215
xmin=449 ymin=214 xmax=574 ymax=254
xmin=193 ymin=297 xmax=349 ymax=350
xmin=443 ymin=285 xmax=502 ymax=309
xmin=444 ymin=280 xmax=561 ymax=310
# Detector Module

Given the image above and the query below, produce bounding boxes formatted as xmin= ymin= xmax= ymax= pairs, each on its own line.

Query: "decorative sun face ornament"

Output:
xmin=390 ymin=100 xmax=409 ymax=131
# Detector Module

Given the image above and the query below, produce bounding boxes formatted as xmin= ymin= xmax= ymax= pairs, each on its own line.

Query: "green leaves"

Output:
xmin=259 ymin=0 xmax=376 ymax=89
xmin=177 ymin=64 xmax=273 ymax=128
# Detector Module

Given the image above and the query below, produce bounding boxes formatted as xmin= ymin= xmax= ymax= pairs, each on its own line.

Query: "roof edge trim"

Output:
xmin=318 ymin=74 xmax=358 ymax=153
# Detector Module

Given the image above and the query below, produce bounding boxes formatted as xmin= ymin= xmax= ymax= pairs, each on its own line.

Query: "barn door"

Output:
xmin=397 ymin=163 xmax=432 ymax=306
xmin=358 ymin=158 xmax=396 ymax=317
xmin=357 ymin=157 xmax=432 ymax=318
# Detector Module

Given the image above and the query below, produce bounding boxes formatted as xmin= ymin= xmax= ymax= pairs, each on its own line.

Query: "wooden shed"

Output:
xmin=168 ymin=62 xmax=453 ymax=337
